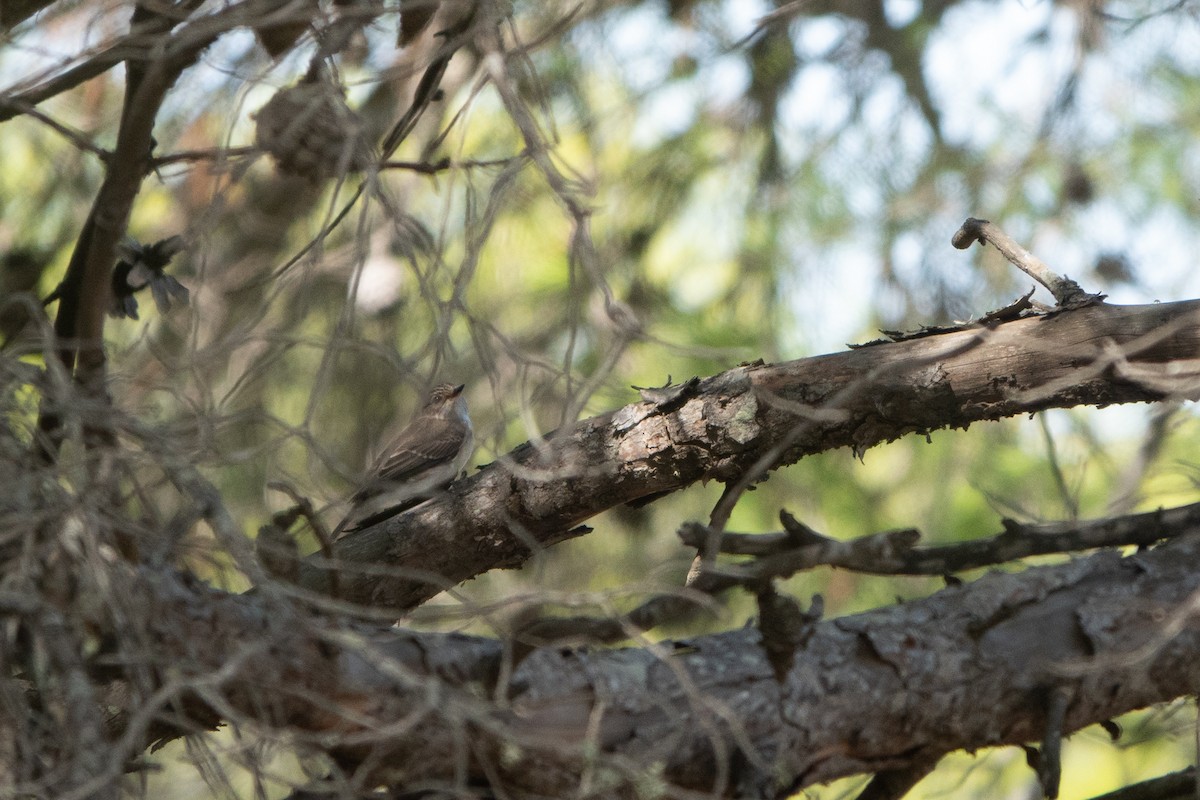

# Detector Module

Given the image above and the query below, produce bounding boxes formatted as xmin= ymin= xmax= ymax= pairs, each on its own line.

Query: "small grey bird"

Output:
xmin=336 ymin=382 xmax=473 ymax=535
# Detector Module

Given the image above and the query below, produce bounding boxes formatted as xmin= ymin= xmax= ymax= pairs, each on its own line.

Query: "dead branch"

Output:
xmin=678 ymin=502 xmax=1200 ymax=577
xmin=303 ymin=299 xmax=1200 ymax=611
xmin=952 ymin=217 xmax=1104 ymax=307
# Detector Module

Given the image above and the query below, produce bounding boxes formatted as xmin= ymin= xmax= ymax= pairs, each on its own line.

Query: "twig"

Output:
xmin=0 ymin=0 xmax=208 ymax=123
xmin=679 ymin=500 xmax=1200 ymax=579
xmin=1107 ymin=403 xmax=1177 ymax=516
xmin=378 ymin=155 xmax=523 ymax=173
xmin=1 ymin=49 xmax=129 ymax=124
xmin=2 ymin=99 xmax=111 ymax=160
xmin=1083 ymin=768 xmax=1196 ymax=800
xmin=509 ymin=583 xmax=723 ymax=656
xmin=952 ymin=217 xmax=1103 ymax=307
xmin=732 ymin=1 xmax=813 ymax=49
xmin=163 ymin=462 xmax=268 ymax=588
xmin=685 ymin=481 xmax=741 ymax=586
xmin=1038 ymin=413 xmax=1079 ymax=521
xmin=854 ymin=759 xmax=940 ymax=800
xmin=379 ymin=5 xmax=478 ymax=157
xmin=28 ymin=603 xmax=111 ymax=797
xmin=150 ymin=145 xmax=257 ymax=167
xmin=1036 ymin=686 xmax=1071 ymax=799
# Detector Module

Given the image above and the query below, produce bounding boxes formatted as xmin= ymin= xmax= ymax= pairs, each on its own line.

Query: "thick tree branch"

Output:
xmin=305 ymin=300 xmax=1200 ymax=611
xmin=114 ymin=519 xmax=1200 ymax=797
xmin=32 ymin=1 xmax=230 ymax=455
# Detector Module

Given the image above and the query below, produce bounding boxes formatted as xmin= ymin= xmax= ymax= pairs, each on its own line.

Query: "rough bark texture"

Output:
xmin=18 ymin=299 xmax=1200 ymax=797
xmin=131 ymin=521 xmax=1200 ymax=797
xmin=305 ymin=300 xmax=1200 ymax=610
xmin=16 ymin=2 xmax=1198 ymax=796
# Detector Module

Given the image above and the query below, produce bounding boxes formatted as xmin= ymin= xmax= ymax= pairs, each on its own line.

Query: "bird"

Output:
xmin=335 ymin=382 xmax=473 ymax=536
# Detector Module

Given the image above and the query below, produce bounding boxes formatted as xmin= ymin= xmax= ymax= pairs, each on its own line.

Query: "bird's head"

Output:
xmin=424 ymin=382 xmax=467 ymax=418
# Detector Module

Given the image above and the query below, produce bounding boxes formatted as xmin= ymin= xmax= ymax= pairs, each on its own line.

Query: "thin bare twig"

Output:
xmin=1083 ymin=768 xmax=1196 ymax=800
xmin=854 ymin=760 xmax=940 ymax=800
xmin=0 ymin=0 xmax=208 ymax=122
xmin=1038 ymin=412 xmax=1080 ymax=521
xmin=513 ymin=497 xmax=1200 ymax=653
xmin=150 ymin=145 xmax=257 ymax=167
xmin=1 ymin=99 xmax=110 ymax=159
xmin=681 ymin=500 xmax=1200 ymax=580
xmin=952 ymin=217 xmax=1104 ymax=307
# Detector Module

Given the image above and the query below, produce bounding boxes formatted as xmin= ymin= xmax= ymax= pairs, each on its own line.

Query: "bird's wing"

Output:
xmin=367 ymin=417 xmax=464 ymax=485
xmin=339 ymin=416 xmax=469 ymax=534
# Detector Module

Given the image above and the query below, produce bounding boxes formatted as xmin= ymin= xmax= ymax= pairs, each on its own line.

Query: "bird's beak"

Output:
xmin=451 ymin=384 xmax=465 ymax=396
